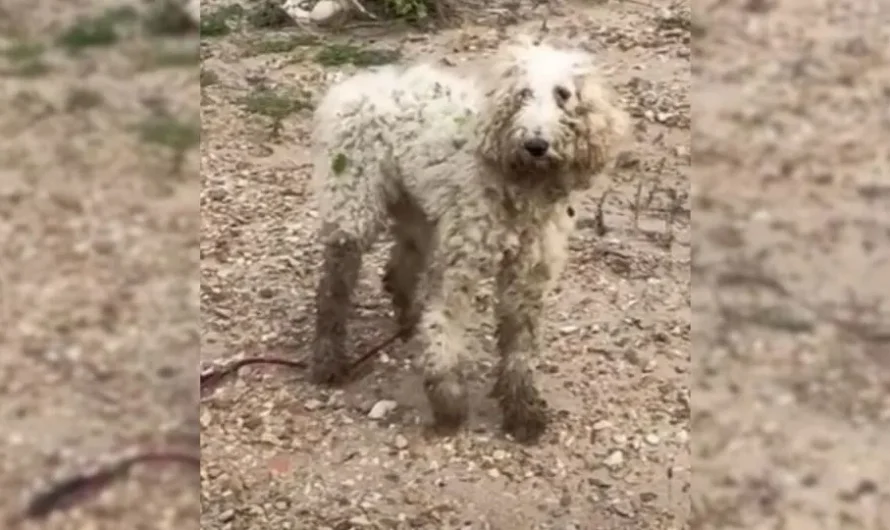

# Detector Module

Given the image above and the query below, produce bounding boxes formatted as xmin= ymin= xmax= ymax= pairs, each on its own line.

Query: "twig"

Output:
xmin=632 ymin=178 xmax=644 ymax=231
xmin=345 ymin=0 xmax=377 ymax=20
xmin=200 ymin=356 xmax=308 ymax=394
xmin=621 ymin=0 xmax=657 ymax=8
xmin=344 ymin=330 xmax=401 ymax=370
xmin=200 ymin=330 xmax=403 ymax=395
xmin=15 ymin=444 xmax=198 ymax=524
xmin=594 ymin=186 xmax=611 ymax=237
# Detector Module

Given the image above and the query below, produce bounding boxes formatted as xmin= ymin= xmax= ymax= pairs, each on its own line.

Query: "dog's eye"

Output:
xmin=554 ymin=86 xmax=572 ymax=103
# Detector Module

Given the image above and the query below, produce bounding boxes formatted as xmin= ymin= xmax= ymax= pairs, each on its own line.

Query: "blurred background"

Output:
xmin=0 ymin=1 xmax=199 ymax=528
xmin=692 ymin=0 xmax=890 ymax=527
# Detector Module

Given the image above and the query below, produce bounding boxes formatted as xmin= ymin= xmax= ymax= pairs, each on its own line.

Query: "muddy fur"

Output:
xmin=309 ymin=38 xmax=628 ymax=443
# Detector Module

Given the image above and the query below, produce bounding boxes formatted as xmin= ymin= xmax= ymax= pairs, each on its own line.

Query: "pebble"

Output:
xmin=675 ymin=429 xmax=689 ymax=444
xmin=348 ymin=515 xmax=371 ymax=526
xmin=611 ymin=499 xmax=635 ymax=517
xmin=394 ymin=434 xmax=409 ymax=449
xmin=310 ymin=0 xmax=348 ymax=24
xmin=644 ymin=433 xmax=660 ymax=445
xmin=593 ymin=420 xmax=613 ymax=430
xmin=368 ymin=399 xmax=398 ymax=420
xmin=492 ymin=449 xmax=508 ymax=460
xmin=604 ymin=450 xmax=624 ymax=468
xmin=304 ymin=398 xmax=324 ymax=411
xmin=206 ymin=187 xmax=227 ymax=201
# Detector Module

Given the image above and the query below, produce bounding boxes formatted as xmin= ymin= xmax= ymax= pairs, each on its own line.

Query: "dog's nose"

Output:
xmin=523 ymin=138 xmax=549 ymax=157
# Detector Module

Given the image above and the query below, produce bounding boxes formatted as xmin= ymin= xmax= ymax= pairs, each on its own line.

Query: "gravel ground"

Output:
xmin=692 ymin=0 xmax=890 ymax=528
xmin=199 ymin=0 xmax=690 ymax=529
xmin=0 ymin=2 xmax=199 ymax=529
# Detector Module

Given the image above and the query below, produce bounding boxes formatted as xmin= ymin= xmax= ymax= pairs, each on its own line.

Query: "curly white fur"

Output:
xmin=310 ymin=39 xmax=628 ymax=442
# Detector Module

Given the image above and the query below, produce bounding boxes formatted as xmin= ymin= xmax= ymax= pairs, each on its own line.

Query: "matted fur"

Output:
xmin=310 ymin=39 xmax=628 ymax=443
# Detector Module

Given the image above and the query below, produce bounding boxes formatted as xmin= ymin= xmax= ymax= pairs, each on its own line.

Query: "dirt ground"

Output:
xmin=199 ymin=1 xmax=690 ymax=529
xmin=0 ymin=2 xmax=199 ymax=529
xmin=692 ymin=0 xmax=890 ymax=528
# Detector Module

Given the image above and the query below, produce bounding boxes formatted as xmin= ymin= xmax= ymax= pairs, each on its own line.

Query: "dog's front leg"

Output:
xmin=491 ymin=239 xmax=554 ymax=444
xmin=417 ymin=210 xmax=496 ymax=433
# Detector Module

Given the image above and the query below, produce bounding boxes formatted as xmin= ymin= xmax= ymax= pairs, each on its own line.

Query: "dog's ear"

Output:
xmin=577 ymin=71 xmax=629 ymax=147
xmin=570 ymin=70 xmax=629 ymax=178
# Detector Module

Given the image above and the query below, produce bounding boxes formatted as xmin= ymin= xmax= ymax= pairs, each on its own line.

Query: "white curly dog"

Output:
xmin=310 ymin=39 xmax=628 ymax=443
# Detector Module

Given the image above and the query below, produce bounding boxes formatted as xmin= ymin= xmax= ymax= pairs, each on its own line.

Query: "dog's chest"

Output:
xmin=498 ymin=202 xmax=572 ymax=268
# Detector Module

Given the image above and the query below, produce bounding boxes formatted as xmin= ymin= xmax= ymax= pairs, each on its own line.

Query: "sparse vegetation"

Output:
xmin=137 ymin=115 xmax=200 ymax=175
xmin=65 ymin=87 xmax=104 ymax=112
xmin=314 ymin=43 xmax=401 ymax=67
xmin=56 ymin=6 xmax=139 ymax=51
xmin=240 ymin=86 xmax=311 ymax=139
xmin=148 ymin=45 xmax=198 ymax=69
xmin=201 ymin=68 xmax=220 ymax=87
xmin=2 ymin=41 xmax=50 ymax=77
xmin=200 ymin=5 xmax=244 ymax=37
xmin=376 ymin=0 xmax=456 ymax=23
xmin=245 ymin=34 xmax=319 ymax=56
xmin=246 ymin=0 xmax=294 ymax=29
xmin=143 ymin=0 xmax=198 ymax=36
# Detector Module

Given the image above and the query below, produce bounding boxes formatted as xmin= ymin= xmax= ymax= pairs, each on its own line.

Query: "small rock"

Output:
xmin=304 ymin=398 xmax=324 ymax=411
xmin=644 ymin=433 xmax=660 ymax=445
xmin=207 ymin=187 xmax=227 ymax=201
xmin=219 ymin=509 xmax=236 ymax=522
xmin=593 ymin=420 xmax=612 ymax=431
xmin=604 ymin=450 xmax=624 ymax=468
xmin=368 ymin=399 xmax=398 ymax=420
xmin=310 ymin=0 xmax=349 ymax=25
xmin=281 ymin=0 xmax=311 ymax=19
xmin=487 ymin=468 xmax=500 ymax=478
xmin=393 ymin=434 xmax=409 ymax=449
xmin=492 ymin=449 xmax=508 ymax=460
xmin=559 ymin=325 xmax=579 ymax=334
xmin=348 ymin=515 xmax=371 ymax=526
xmin=675 ymin=429 xmax=689 ymax=444
xmin=611 ymin=499 xmax=635 ymax=517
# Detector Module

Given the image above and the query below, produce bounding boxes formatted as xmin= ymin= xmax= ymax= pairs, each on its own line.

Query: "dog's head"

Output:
xmin=477 ymin=38 xmax=628 ymax=190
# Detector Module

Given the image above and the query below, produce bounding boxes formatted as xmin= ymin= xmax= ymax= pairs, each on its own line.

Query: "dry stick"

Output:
xmin=632 ymin=178 xmax=644 ymax=231
xmin=17 ymin=445 xmax=199 ymax=524
xmin=346 ymin=0 xmax=378 ymax=19
xmin=594 ymin=186 xmax=612 ymax=237
xmin=200 ymin=329 xmax=402 ymax=394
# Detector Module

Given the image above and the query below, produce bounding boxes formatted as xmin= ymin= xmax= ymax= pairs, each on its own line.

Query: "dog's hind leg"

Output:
xmin=383 ymin=198 xmax=433 ymax=340
xmin=311 ymin=163 xmax=386 ymax=385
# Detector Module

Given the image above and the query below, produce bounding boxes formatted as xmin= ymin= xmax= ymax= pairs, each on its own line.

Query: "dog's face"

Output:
xmin=479 ymin=41 xmax=628 ymax=188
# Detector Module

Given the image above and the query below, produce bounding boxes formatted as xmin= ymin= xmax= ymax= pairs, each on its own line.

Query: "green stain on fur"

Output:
xmin=331 ymin=153 xmax=348 ymax=175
